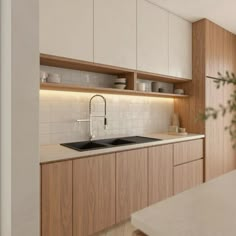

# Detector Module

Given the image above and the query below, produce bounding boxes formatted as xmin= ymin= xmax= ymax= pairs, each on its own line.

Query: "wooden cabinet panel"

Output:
xmin=169 ymin=13 xmax=192 ymax=79
xmin=174 ymin=139 xmax=203 ymax=166
xmin=174 ymin=159 xmax=203 ymax=194
xmin=41 ymin=161 xmax=72 ymax=236
xmin=40 ymin=0 xmax=93 ymax=62
xmin=137 ymin=0 xmax=169 ymax=74
xmin=116 ymin=148 xmax=148 ymax=223
xmin=148 ymin=145 xmax=173 ymax=205
xmin=206 ymin=20 xmax=224 ymax=77
xmin=73 ymin=154 xmax=116 ymax=236
xmin=94 ymin=0 xmax=136 ymax=69
xmin=205 ymin=77 xmax=224 ymax=180
xmin=223 ymin=31 xmax=236 ymax=173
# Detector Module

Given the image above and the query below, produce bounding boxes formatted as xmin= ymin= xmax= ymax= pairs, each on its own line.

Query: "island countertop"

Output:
xmin=40 ymin=133 xmax=204 ymax=163
xmin=132 ymin=170 xmax=236 ymax=236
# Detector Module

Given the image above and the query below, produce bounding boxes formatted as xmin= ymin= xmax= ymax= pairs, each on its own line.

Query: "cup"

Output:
xmin=137 ymin=83 xmax=146 ymax=92
xmin=47 ymin=73 xmax=61 ymax=83
xmin=151 ymin=82 xmax=159 ymax=92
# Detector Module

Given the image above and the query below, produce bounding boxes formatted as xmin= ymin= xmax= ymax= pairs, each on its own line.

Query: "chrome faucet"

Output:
xmin=76 ymin=94 xmax=108 ymax=141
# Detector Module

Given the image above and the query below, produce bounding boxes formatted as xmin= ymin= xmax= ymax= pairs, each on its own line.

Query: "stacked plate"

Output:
xmin=114 ymin=78 xmax=126 ymax=89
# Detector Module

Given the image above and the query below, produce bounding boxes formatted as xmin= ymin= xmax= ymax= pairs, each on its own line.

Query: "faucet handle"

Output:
xmin=104 ymin=117 xmax=108 ymax=130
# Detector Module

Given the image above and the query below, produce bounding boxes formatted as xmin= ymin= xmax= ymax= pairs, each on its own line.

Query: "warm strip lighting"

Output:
xmin=40 ymin=90 xmax=174 ymax=103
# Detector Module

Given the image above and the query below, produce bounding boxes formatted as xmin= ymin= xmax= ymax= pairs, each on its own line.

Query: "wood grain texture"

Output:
xmin=148 ymin=145 xmax=173 ymax=205
xmin=73 ymin=154 xmax=116 ymax=236
xmin=174 ymin=19 xmax=236 ymax=181
xmin=116 ymin=149 xmax=148 ymax=223
xmin=41 ymin=161 xmax=72 ymax=236
xmin=174 ymin=159 xmax=203 ymax=194
xmin=174 ymin=139 xmax=203 ymax=166
xmin=223 ymin=31 xmax=236 ymax=173
xmin=205 ymin=20 xmax=224 ymax=77
xmin=205 ymin=21 xmax=225 ymax=180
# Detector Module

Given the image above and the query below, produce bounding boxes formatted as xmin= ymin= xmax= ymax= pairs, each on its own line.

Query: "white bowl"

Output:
xmin=114 ymin=84 xmax=126 ymax=89
xmin=137 ymin=83 xmax=146 ymax=92
xmin=115 ymin=78 xmax=127 ymax=83
xmin=47 ymin=73 xmax=61 ymax=83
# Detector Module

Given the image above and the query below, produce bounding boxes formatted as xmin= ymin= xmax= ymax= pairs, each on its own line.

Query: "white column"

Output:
xmin=0 ymin=0 xmax=40 ymax=235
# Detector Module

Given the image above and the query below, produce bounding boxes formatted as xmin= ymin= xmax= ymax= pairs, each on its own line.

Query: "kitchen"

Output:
xmin=1 ymin=0 xmax=236 ymax=236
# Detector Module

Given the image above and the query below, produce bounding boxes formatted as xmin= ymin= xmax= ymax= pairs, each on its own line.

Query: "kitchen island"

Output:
xmin=132 ymin=170 xmax=236 ymax=236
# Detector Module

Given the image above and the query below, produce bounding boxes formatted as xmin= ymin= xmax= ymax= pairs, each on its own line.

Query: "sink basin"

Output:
xmin=61 ymin=141 xmax=108 ymax=151
xmin=61 ymin=136 xmax=162 ymax=152
xmin=98 ymin=138 xmax=135 ymax=146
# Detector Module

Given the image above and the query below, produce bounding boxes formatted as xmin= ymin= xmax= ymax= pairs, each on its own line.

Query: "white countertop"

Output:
xmin=40 ymin=133 xmax=204 ymax=163
xmin=132 ymin=170 xmax=236 ymax=236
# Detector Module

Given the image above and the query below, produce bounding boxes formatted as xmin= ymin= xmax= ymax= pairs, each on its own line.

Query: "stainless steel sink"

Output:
xmin=61 ymin=136 xmax=162 ymax=152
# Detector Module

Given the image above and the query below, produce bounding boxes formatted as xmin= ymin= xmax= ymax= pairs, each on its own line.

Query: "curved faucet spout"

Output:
xmin=88 ymin=94 xmax=108 ymax=140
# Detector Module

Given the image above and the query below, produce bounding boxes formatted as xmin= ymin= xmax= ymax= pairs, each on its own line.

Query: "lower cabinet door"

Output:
xmin=73 ymin=154 xmax=116 ymax=236
xmin=148 ymin=145 xmax=173 ymax=205
xmin=41 ymin=161 xmax=73 ymax=236
xmin=116 ymin=148 xmax=148 ymax=223
xmin=174 ymin=159 xmax=203 ymax=194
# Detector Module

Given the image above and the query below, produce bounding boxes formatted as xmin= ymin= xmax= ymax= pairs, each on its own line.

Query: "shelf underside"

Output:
xmin=40 ymin=83 xmax=189 ymax=99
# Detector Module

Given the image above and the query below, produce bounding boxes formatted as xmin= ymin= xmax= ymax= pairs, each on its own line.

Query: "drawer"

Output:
xmin=174 ymin=159 xmax=203 ymax=194
xmin=174 ymin=139 xmax=203 ymax=166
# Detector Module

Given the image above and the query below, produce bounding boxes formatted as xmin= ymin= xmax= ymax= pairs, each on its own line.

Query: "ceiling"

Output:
xmin=149 ymin=0 xmax=236 ymax=34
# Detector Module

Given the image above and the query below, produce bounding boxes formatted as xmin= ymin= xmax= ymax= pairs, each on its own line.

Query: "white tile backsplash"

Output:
xmin=40 ymin=90 xmax=174 ymax=145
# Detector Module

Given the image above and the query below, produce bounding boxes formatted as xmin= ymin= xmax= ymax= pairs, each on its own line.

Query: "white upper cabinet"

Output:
xmin=169 ymin=14 xmax=192 ymax=79
xmin=94 ymin=0 xmax=137 ymax=69
xmin=137 ymin=0 xmax=169 ymax=75
xmin=40 ymin=0 xmax=93 ymax=62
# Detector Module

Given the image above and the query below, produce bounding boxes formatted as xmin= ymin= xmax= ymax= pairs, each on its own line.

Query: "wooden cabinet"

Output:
xmin=137 ymin=0 xmax=169 ymax=74
xmin=174 ymin=139 xmax=203 ymax=166
xmin=169 ymin=13 xmax=192 ymax=79
xmin=94 ymin=0 xmax=136 ymax=69
xmin=73 ymin=154 xmax=116 ymax=236
xmin=175 ymin=19 xmax=236 ymax=181
xmin=40 ymin=0 xmax=93 ymax=62
xmin=41 ymin=140 xmax=204 ymax=234
xmin=174 ymin=159 xmax=203 ymax=194
xmin=223 ymin=31 xmax=236 ymax=173
xmin=41 ymin=161 xmax=72 ymax=236
xmin=116 ymin=148 xmax=148 ymax=222
xmin=206 ymin=20 xmax=224 ymax=77
xmin=148 ymin=145 xmax=173 ymax=205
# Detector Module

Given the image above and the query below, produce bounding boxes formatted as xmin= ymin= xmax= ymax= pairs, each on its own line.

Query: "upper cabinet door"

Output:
xmin=94 ymin=0 xmax=137 ymax=69
xmin=137 ymin=0 xmax=169 ymax=74
xmin=169 ymin=14 xmax=192 ymax=79
xmin=40 ymin=0 xmax=93 ymax=62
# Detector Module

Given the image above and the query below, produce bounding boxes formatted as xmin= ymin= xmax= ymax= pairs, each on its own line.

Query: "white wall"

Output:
xmin=0 ymin=0 xmax=40 ymax=235
xmin=40 ymin=91 xmax=173 ymax=145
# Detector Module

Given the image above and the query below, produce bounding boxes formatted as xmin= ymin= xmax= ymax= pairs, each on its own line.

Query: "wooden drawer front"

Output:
xmin=148 ymin=145 xmax=173 ymax=205
xmin=116 ymin=148 xmax=148 ymax=223
xmin=174 ymin=159 xmax=203 ymax=194
xmin=41 ymin=161 xmax=73 ymax=236
xmin=73 ymin=154 xmax=116 ymax=236
xmin=174 ymin=139 xmax=203 ymax=165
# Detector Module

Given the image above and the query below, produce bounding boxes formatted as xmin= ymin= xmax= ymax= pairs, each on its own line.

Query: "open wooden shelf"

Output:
xmin=40 ymin=54 xmax=190 ymax=84
xmin=40 ymin=83 xmax=189 ymax=99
